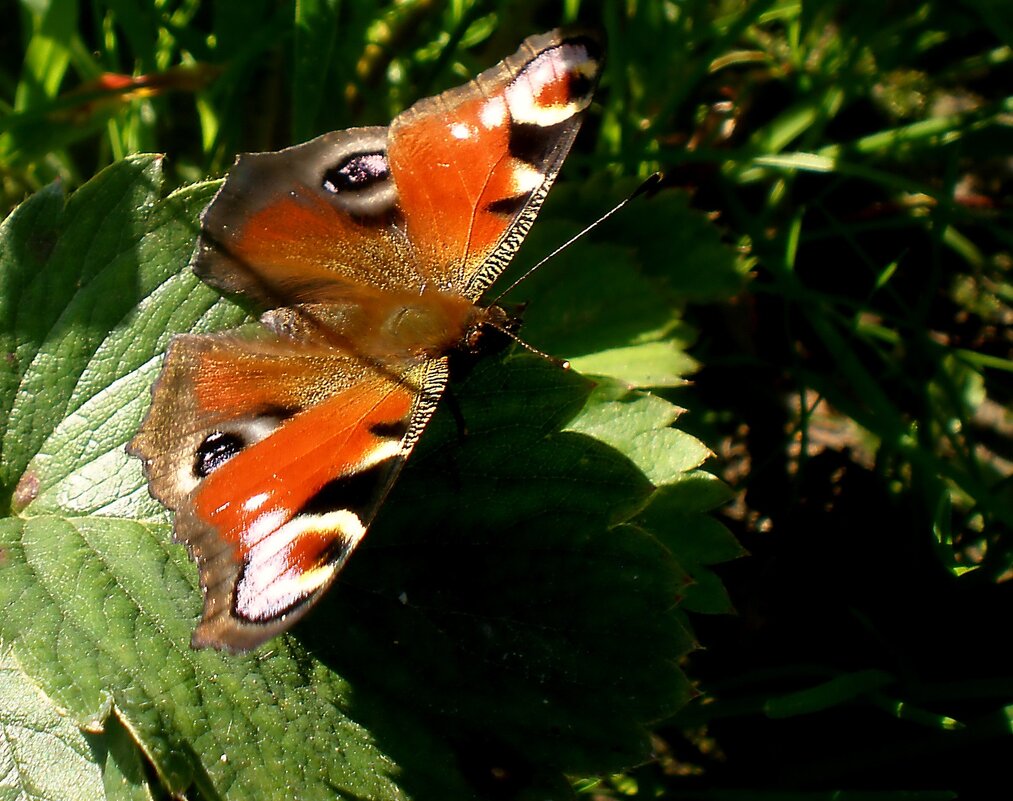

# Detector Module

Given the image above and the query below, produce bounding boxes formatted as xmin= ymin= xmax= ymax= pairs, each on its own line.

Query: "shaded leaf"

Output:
xmin=636 ymin=483 xmax=744 ymax=615
xmin=97 ymin=714 xmax=159 ymax=801
xmin=292 ymin=0 xmax=342 ymax=142
xmin=539 ymin=177 xmax=749 ymax=303
xmin=765 ymin=670 xmax=896 ymax=718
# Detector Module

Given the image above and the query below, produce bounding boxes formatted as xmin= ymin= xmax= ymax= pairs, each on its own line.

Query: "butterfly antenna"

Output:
xmin=483 ymin=320 xmax=571 ymax=370
xmin=488 ymin=172 xmax=663 ymax=305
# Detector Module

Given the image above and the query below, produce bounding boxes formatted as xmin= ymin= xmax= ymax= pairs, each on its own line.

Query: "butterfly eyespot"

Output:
xmin=194 ymin=431 xmax=244 ymax=478
xmin=505 ymin=39 xmax=600 ymax=127
xmin=322 ymin=152 xmax=389 ymax=194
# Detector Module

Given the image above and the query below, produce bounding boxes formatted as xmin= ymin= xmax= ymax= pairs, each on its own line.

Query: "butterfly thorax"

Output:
xmin=262 ymin=286 xmax=503 ymax=361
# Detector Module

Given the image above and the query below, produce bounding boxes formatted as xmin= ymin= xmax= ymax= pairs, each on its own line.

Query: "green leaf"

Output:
xmin=0 ymin=158 xmax=730 ymax=799
xmin=0 ymin=0 xmax=80 ymax=167
xmin=569 ymin=341 xmax=697 ymax=389
xmin=506 ymin=221 xmax=699 ymax=389
xmin=764 ymin=670 xmax=896 ymax=718
xmin=15 ymin=0 xmax=78 ymax=107
xmin=0 ymin=156 xmax=240 ymax=508
xmin=0 ymin=645 xmax=105 ymax=801
xmin=567 ymin=383 xmax=713 ymax=486
xmin=292 ymin=0 xmax=342 ymax=141
xmin=1 ymin=514 xmax=411 ymax=798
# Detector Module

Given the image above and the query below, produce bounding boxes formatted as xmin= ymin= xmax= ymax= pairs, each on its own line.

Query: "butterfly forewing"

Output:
xmin=192 ymin=127 xmax=424 ymax=309
xmin=129 ymin=28 xmax=603 ymax=651
xmin=389 ymin=29 xmax=603 ymax=296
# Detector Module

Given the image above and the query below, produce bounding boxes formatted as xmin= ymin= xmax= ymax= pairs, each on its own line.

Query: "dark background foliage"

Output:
xmin=2 ymin=1 xmax=1012 ymax=799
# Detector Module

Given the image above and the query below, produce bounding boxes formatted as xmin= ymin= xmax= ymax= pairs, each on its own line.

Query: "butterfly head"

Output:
xmin=460 ymin=304 xmax=516 ymax=352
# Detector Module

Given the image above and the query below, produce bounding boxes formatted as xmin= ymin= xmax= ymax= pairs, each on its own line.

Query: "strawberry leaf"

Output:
xmin=0 ymin=157 xmax=734 ymax=799
xmin=0 ymin=646 xmax=106 ymax=801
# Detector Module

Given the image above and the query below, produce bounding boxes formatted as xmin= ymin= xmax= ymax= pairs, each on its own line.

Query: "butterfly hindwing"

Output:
xmin=130 ymin=29 xmax=603 ymax=651
xmin=130 ymin=333 xmax=447 ymax=650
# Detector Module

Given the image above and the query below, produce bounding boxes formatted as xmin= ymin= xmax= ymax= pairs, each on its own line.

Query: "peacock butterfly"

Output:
xmin=128 ymin=29 xmax=603 ymax=652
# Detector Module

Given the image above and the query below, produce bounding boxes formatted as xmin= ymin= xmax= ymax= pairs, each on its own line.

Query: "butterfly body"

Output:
xmin=129 ymin=29 xmax=603 ymax=651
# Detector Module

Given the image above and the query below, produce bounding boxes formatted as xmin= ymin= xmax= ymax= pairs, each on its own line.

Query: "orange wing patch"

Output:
xmin=389 ymin=93 xmax=516 ymax=279
xmin=193 ymin=380 xmax=413 ymax=555
xmin=388 ymin=32 xmax=602 ymax=294
xmin=234 ymin=192 xmax=382 ymax=284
